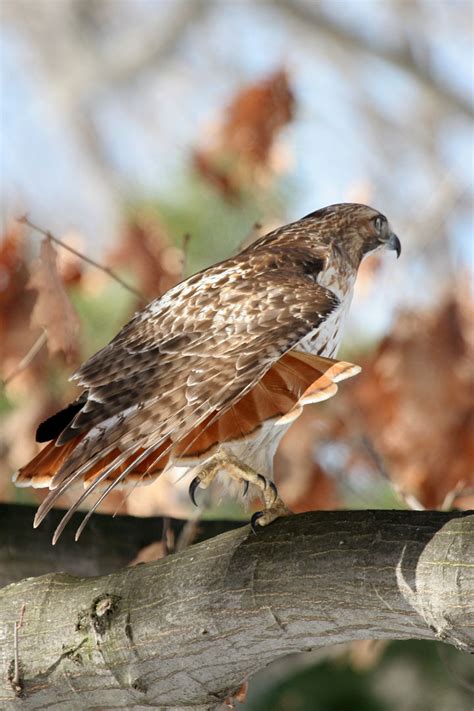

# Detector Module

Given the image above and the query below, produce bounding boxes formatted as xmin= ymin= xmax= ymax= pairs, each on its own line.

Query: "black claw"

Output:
xmin=189 ymin=476 xmax=201 ymax=507
xmin=268 ymin=481 xmax=278 ymax=499
xmin=257 ymin=474 xmax=267 ymax=488
xmin=250 ymin=511 xmax=264 ymax=534
xmin=242 ymin=480 xmax=249 ymax=497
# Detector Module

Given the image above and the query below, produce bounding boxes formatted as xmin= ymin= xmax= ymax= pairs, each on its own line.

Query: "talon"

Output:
xmin=250 ymin=511 xmax=264 ymax=534
xmin=242 ymin=480 xmax=249 ymax=497
xmin=257 ymin=474 xmax=267 ymax=488
xmin=268 ymin=481 xmax=278 ymax=501
xmin=189 ymin=476 xmax=201 ymax=507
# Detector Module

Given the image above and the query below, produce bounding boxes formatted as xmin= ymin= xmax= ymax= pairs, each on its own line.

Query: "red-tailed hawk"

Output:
xmin=15 ymin=203 xmax=400 ymax=542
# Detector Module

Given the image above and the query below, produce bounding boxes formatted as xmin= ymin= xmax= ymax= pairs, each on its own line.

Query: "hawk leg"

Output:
xmin=188 ymin=449 xmax=290 ymax=531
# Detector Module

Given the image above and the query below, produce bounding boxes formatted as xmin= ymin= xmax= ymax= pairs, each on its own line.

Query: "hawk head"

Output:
xmin=302 ymin=203 xmax=401 ymax=264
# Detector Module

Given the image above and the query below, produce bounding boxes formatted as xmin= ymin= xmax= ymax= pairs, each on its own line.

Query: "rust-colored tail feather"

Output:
xmin=173 ymin=351 xmax=360 ymax=459
xmin=14 ymin=350 xmax=360 ymax=538
xmin=13 ymin=436 xmax=85 ymax=489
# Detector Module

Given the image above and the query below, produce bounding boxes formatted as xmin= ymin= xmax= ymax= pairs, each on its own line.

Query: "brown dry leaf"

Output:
xmin=129 ymin=541 xmax=167 ymax=566
xmin=233 ymin=681 xmax=248 ymax=704
xmin=0 ymin=386 xmax=61 ymax=503
xmin=348 ymin=640 xmax=387 ymax=670
xmin=109 ymin=214 xmax=183 ymax=300
xmin=349 ymin=288 xmax=474 ymax=508
xmin=222 ymin=68 xmax=294 ymax=168
xmin=276 ymin=286 xmax=473 ymax=512
xmin=0 ymin=224 xmax=25 ymax=317
xmin=276 ymin=409 xmax=341 ymax=511
xmin=28 ymin=238 xmax=80 ymax=364
xmin=0 ymin=224 xmax=48 ymax=383
xmin=192 ymin=150 xmax=240 ymax=202
xmin=126 ymin=474 xmax=194 ymax=520
xmin=224 ymin=680 xmax=248 ymax=707
xmin=194 ymin=68 xmax=295 ymax=198
xmin=55 ymin=231 xmax=83 ymax=286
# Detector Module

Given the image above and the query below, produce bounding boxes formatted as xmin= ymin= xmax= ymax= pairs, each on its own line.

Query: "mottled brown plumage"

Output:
xmin=15 ymin=203 xmax=400 ymax=541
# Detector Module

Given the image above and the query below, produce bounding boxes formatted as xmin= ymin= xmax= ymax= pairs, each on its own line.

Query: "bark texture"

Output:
xmin=0 ymin=510 xmax=473 ymax=710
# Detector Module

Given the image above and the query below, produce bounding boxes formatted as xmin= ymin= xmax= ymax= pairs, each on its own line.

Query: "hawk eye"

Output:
xmin=373 ymin=215 xmax=385 ymax=234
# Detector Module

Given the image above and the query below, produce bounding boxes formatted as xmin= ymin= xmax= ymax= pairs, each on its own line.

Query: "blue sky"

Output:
xmin=1 ymin=0 xmax=472 ymax=337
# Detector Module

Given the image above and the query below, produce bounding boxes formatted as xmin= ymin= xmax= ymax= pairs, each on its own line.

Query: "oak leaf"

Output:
xmin=222 ymin=68 xmax=295 ymax=168
xmin=109 ymin=214 xmax=183 ymax=300
xmin=0 ymin=225 xmax=42 ymax=377
xmin=194 ymin=68 xmax=295 ymax=198
xmin=28 ymin=238 xmax=80 ymax=364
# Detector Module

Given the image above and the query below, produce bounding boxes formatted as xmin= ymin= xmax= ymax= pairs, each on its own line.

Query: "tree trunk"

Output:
xmin=0 ymin=510 xmax=472 ymax=710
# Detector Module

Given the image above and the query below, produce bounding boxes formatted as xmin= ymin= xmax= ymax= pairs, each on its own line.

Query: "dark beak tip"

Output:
xmin=390 ymin=233 xmax=401 ymax=259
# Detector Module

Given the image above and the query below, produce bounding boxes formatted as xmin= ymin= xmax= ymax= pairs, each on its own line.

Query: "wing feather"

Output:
xmin=21 ymin=245 xmax=341 ymax=531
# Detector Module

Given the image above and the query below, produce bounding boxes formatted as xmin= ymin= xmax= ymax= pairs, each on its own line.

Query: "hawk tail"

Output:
xmin=13 ymin=351 xmax=360 ymax=538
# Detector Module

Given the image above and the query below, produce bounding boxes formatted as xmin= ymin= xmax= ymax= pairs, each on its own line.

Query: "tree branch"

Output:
xmin=273 ymin=0 xmax=474 ymax=119
xmin=0 ymin=510 xmax=472 ymax=709
xmin=0 ymin=503 xmax=243 ymax=587
xmin=18 ymin=216 xmax=143 ymax=299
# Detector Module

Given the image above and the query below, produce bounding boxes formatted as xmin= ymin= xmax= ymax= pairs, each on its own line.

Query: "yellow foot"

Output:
xmin=250 ymin=499 xmax=291 ymax=533
xmin=188 ymin=449 xmax=289 ymax=531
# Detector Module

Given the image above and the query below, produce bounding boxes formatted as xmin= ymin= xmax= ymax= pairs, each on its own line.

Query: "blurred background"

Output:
xmin=1 ymin=1 xmax=473 ymax=708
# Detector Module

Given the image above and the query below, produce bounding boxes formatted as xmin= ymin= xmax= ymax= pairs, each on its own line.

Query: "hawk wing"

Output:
xmin=16 ymin=249 xmax=346 ymax=530
xmin=68 ymin=261 xmax=340 ymax=466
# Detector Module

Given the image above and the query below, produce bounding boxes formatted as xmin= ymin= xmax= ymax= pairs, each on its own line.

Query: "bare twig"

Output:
xmin=175 ymin=513 xmax=202 ymax=553
xmin=273 ymin=0 xmax=473 ymax=118
xmin=87 ymin=0 xmax=210 ymax=91
xmin=180 ymin=232 xmax=191 ymax=279
xmin=2 ymin=331 xmax=47 ymax=388
xmin=10 ymin=603 xmax=26 ymax=696
xmin=161 ymin=516 xmax=175 ymax=557
xmin=18 ymin=215 xmax=144 ymax=300
xmin=442 ymin=482 xmax=474 ymax=512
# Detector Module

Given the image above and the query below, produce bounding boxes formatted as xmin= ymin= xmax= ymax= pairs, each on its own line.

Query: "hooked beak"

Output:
xmin=388 ymin=232 xmax=401 ymax=259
